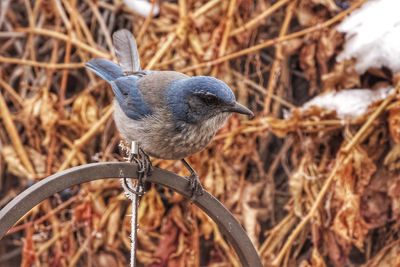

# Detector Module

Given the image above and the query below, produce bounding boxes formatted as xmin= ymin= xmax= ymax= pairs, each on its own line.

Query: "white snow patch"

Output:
xmin=337 ymin=0 xmax=400 ymax=73
xmin=123 ymin=0 xmax=160 ymax=17
xmin=300 ymin=87 xmax=393 ymax=119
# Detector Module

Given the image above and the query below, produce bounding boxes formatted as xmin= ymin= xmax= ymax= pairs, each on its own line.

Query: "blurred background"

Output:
xmin=1 ymin=0 xmax=400 ymax=266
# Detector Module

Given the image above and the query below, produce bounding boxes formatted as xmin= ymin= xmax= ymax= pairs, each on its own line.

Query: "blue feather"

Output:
xmin=86 ymin=59 xmax=152 ymax=120
xmin=86 ymin=58 xmax=124 ymax=82
xmin=111 ymin=76 xmax=153 ymax=120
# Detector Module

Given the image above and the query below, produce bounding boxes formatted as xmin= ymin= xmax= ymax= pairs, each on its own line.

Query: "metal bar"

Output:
xmin=0 ymin=162 xmax=262 ymax=267
xmin=129 ymin=141 xmax=139 ymax=267
xmin=130 ymin=189 xmax=139 ymax=267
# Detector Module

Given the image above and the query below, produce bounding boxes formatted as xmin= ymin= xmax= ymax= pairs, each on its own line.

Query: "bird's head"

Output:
xmin=167 ymin=76 xmax=254 ymax=124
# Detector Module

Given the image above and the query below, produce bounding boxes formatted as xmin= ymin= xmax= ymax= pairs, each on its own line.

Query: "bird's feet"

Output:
xmin=137 ymin=148 xmax=153 ymax=177
xmin=181 ymin=159 xmax=204 ymax=200
xmin=128 ymin=147 xmax=153 ymax=176
xmin=126 ymin=144 xmax=152 ymax=194
xmin=138 ymin=149 xmax=153 ymax=192
xmin=187 ymin=172 xmax=204 ymax=200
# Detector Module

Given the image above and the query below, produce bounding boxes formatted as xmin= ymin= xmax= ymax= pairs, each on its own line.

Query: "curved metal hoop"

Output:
xmin=0 ymin=162 xmax=262 ymax=267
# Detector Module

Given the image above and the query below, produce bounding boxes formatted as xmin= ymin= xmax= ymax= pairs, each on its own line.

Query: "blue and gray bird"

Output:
xmin=86 ymin=29 xmax=253 ymax=197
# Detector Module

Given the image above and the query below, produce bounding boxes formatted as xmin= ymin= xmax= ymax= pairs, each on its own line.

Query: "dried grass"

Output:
xmin=1 ymin=0 xmax=400 ymax=266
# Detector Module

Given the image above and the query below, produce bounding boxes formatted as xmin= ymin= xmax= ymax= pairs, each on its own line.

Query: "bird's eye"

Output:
xmin=200 ymin=94 xmax=219 ymax=105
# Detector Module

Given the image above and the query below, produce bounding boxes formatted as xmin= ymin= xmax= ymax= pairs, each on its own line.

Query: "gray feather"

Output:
xmin=111 ymin=76 xmax=153 ymax=120
xmin=85 ymin=58 xmax=124 ymax=82
xmin=113 ymin=29 xmax=141 ymax=74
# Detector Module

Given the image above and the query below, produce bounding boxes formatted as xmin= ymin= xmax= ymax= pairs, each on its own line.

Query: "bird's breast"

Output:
xmin=155 ymin=112 xmax=230 ymax=159
xmin=113 ymin=101 xmax=230 ymax=159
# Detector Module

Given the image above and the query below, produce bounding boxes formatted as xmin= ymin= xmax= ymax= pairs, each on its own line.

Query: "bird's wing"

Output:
xmin=85 ymin=58 xmax=124 ymax=82
xmin=111 ymin=76 xmax=153 ymax=120
xmin=113 ymin=29 xmax=141 ymax=74
xmin=137 ymin=71 xmax=189 ymax=107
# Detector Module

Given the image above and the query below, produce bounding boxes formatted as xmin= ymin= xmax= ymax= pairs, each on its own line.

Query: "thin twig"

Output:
xmin=0 ymin=77 xmax=24 ymax=106
xmin=16 ymin=27 xmax=110 ymax=58
xmin=0 ymin=56 xmax=85 ymax=69
xmin=145 ymin=33 xmax=176 ymax=69
xmin=230 ymin=0 xmax=291 ymax=36
xmin=87 ymin=0 xmax=116 ymax=59
xmin=191 ymin=0 xmax=222 ymax=19
xmin=232 ymin=70 xmax=296 ymax=109
xmin=263 ymin=1 xmax=295 ymax=114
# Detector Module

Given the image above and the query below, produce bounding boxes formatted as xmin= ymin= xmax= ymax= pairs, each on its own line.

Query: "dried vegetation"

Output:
xmin=1 ymin=0 xmax=400 ymax=266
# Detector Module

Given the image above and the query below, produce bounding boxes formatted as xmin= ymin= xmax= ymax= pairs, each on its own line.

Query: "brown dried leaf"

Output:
xmin=388 ymin=176 xmax=400 ymax=221
xmin=311 ymin=0 xmax=339 ymax=12
xmin=289 ymin=158 xmax=307 ymax=217
xmin=388 ymin=103 xmax=400 ymax=143
xmin=197 ymin=211 xmax=213 ymax=240
xmin=360 ymin=169 xmax=390 ymax=228
xmin=300 ymin=43 xmax=318 ymax=94
xmin=282 ymin=38 xmax=303 ymax=56
xmin=332 ymin=148 xmax=376 ymax=250
xmin=364 ymin=240 xmax=400 ymax=267
xmin=324 ymin=231 xmax=347 ymax=267
xmin=27 ymin=147 xmax=46 ymax=176
xmin=242 ymin=181 xmax=270 ymax=247
xmin=384 ymin=144 xmax=400 ymax=171
xmin=22 ymin=92 xmax=59 ymax=145
xmin=71 ymin=93 xmax=99 ymax=128
xmin=299 ymin=248 xmax=327 ymax=267
xmin=94 ymin=251 xmax=119 ymax=267
xmin=138 ymin=188 xmax=165 ymax=230
xmin=297 ymin=2 xmax=322 ymax=26
xmin=316 ymin=29 xmax=343 ymax=76
xmin=73 ymin=201 xmax=93 ymax=224
xmin=1 ymin=145 xmax=31 ymax=179
xmin=149 ymin=207 xmax=180 ymax=267
xmin=322 ymin=60 xmax=360 ymax=91
xmin=169 ymin=207 xmax=200 ymax=267
xmin=262 ymin=116 xmax=298 ymax=138
xmin=350 ymin=148 xmax=377 ymax=194
xmin=106 ymin=200 xmax=122 ymax=247
xmin=361 ymin=190 xmax=390 ymax=228
xmin=332 ymin=192 xmax=368 ymax=249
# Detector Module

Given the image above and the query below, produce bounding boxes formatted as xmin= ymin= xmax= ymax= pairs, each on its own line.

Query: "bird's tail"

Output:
xmin=85 ymin=58 xmax=124 ymax=82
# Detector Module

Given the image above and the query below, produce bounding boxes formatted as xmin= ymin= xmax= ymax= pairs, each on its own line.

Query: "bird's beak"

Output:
xmin=229 ymin=102 xmax=254 ymax=118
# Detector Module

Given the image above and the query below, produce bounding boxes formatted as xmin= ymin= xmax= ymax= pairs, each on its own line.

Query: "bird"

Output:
xmin=86 ymin=29 xmax=254 ymax=197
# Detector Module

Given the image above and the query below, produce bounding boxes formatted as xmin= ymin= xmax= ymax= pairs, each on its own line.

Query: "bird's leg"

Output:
xmin=136 ymin=148 xmax=152 ymax=192
xmin=139 ymin=148 xmax=153 ymax=177
xmin=123 ymin=141 xmax=144 ymax=196
xmin=181 ymin=159 xmax=204 ymax=199
xmin=124 ymin=142 xmax=153 ymax=195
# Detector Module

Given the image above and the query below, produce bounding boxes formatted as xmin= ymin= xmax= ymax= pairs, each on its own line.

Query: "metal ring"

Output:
xmin=0 ymin=162 xmax=262 ymax=267
xmin=122 ymin=177 xmax=145 ymax=196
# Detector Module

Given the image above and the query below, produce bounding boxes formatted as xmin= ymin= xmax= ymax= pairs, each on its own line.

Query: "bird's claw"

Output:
xmin=137 ymin=148 xmax=153 ymax=177
xmin=188 ymin=173 xmax=204 ymax=200
xmin=130 ymin=148 xmax=152 ymax=176
xmin=129 ymin=147 xmax=152 ymax=193
xmin=180 ymin=158 xmax=203 ymax=200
